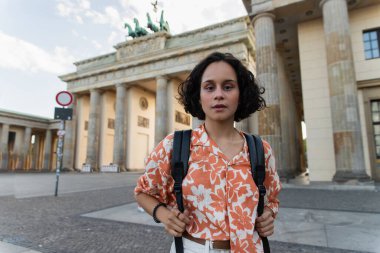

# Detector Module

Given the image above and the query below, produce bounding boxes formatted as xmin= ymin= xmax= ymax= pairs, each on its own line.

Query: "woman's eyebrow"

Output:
xmin=224 ymin=79 xmax=237 ymax=83
xmin=201 ymin=79 xmax=215 ymax=84
xmin=201 ymin=79 xmax=237 ymax=83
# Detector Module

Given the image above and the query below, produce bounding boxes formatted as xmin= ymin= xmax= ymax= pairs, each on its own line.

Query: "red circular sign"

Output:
xmin=56 ymin=91 xmax=73 ymax=106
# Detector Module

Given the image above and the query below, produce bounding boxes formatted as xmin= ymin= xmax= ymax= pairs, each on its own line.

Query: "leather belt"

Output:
xmin=182 ymin=231 xmax=231 ymax=250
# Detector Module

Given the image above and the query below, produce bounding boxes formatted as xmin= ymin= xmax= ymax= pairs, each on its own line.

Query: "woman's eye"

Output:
xmin=224 ymin=85 xmax=233 ymax=90
xmin=205 ymin=86 xmax=214 ymax=91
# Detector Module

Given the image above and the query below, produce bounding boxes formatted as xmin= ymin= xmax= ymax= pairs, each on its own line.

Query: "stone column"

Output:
xmin=155 ymin=76 xmax=168 ymax=145
xmin=248 ymin=113 xmax=259 ymax=135
xmin=125 ymin=87 xmax=132 ymax=170
xmin=43 ymin=130 xmax=52 ymax=170
xmin=0 ymin=124 xmax=9 ymax=170
xmin=74 ymin=95 xmax=84 ymax=169
xmin=62 ymin=94 xmax=77 ymax=171
xmin=167 ymin=80 xmax=175 ymax=133
xmin=192 ymin=117 xmax=204 ymax=129
xmin=287 ymin=101 xmax=298 ymax=177
xmin=236 ymin=119 xmax=249 ymax=132
xmin=113 ymin=84 xmax=127 ymax=171
xmin=31 ymin=134 xmax=40 ymax=170
xmin=86 ymin=89 xmax=101 ymax=171
xmin=320 ymin=0 xmax=369 ymax=181
xmin=252 ymin=13 xmax=282 ymax=170
xmin=20 ymin=127 xmax=32 ymax=170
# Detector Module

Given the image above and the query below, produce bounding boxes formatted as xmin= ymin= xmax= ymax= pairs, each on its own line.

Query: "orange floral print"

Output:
xmin=135 ymin=124 xmax=281 ymax=253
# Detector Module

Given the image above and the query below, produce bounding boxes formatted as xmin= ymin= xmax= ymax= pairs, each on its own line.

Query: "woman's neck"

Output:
xmin=204 ymin=119 xmax=238 ymax=142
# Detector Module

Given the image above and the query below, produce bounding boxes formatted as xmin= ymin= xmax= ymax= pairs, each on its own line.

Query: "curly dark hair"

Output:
xmin=177 ymin=52 xmax=266 ymax=122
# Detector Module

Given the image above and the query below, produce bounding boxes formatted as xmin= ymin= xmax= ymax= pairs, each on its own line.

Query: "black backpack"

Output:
xmin=171 ymin=130 xmax=270 ymax=253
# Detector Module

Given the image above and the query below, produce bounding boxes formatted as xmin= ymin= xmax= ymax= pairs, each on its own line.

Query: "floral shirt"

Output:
xmin=135 ymin=124 xmax=281 ymax=252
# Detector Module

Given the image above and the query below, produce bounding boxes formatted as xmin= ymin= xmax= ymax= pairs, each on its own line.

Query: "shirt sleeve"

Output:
xmin=134 ymin=133 xmax=177 ymax=206
xmin=262 ymin=140 xmax=282 ymax=218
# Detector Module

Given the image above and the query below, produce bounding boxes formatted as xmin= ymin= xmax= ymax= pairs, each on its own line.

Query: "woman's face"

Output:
xmin=200 ymin=61 xmax=240 ymax=123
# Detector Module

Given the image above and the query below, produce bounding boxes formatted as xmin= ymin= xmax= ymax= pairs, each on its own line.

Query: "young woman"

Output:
xmin=135 ymin=52 xmax=281 ymax=253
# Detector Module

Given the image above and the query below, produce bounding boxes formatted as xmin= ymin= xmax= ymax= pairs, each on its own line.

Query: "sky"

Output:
xmin=0 ymin=0 xmax=247 ymax=118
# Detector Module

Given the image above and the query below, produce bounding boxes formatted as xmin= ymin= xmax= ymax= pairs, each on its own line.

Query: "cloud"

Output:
xmin=161 ymin=0 xmax=247 ymax=34
xmin=91 ymin=40 xmax=102 ymax=49
xmin=0 ymin=31 xmax=76 ymax=74
xmin=57 ymin=0 xmax=125 ymax=32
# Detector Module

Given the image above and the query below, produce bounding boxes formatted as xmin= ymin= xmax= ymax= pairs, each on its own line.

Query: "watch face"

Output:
xmin=139 ymin=97 xmax=148 ymax=110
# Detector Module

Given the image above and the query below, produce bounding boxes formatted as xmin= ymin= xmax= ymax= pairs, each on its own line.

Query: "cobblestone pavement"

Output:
xmin=0 ymin=173 xmax=378 ymax=253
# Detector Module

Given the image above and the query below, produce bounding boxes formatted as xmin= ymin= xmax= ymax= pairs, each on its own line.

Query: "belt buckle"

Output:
xmin=210 ymin=240 xmax=215 ymax=249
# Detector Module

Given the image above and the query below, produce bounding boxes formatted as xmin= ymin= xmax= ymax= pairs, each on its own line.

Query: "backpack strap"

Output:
xmin=244 ymin=133 xmax=270 ymax=253
xmin=252 ymin=135 xmax=266 ymax=216
xmin=171 ymin=130 xmax=192 ymax=253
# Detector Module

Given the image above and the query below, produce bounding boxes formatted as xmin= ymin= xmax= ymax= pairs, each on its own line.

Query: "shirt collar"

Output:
xmin=192 ymin=123 xmax=211 ymax=147
xmin=192 ymin=124 xmax=248 ymax=151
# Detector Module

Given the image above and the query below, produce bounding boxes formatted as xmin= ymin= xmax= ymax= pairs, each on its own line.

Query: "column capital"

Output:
xmin=89 ymin=88 xmax=101 ymax=94
xmin=320 ymin=0 xmax=349 ymax=8
xmin=320 ymin=0 xmax=333 ymax=8
xmin=156 ymin=75 xmax=169 ymax=81
xmin=115 ymin=83 xmax=127 ymax=89
xmin=252 ymin=12 xmax=276 ymax=25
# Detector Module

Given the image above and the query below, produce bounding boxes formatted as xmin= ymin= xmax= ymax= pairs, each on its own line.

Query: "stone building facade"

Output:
xmin=47 ymin=0 xmax=380 ymax=183
xmin=59 ymin=17 xmax=282 ymax=172
xmin=244 ymin=0 xmax=380 ymax=181
xmin=0 ymin=109 xmax=59 ymax=171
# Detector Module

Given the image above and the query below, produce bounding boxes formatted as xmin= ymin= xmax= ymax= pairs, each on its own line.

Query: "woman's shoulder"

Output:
xmin=241 ymin=132 xmax=274 ymax=155
xmin=157 ymin=133 xmax=175 ymax=154
xmin=260 ymin=139 xmax=275 ymax=158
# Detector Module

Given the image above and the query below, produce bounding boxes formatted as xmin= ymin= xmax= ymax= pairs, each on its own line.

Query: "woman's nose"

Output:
xmin=214 ymin=87 xmax=224 ymax=99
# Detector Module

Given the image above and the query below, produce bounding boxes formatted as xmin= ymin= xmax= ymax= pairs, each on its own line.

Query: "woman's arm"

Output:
xmin=135 ymin=192 xmax=190 ymax=236
xmin=255 ymin=140 xmax=282 ymax=237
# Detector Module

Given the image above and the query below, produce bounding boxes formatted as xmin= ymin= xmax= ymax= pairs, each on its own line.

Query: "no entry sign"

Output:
xmin=56 ymin=91 xmax=73 ymax=107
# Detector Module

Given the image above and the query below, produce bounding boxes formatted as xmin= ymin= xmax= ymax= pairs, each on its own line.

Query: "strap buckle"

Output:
xmin=174 ymin=181 xmax=182 ymax=193
xmin=258 ymin=185 xmax=266 ymax=197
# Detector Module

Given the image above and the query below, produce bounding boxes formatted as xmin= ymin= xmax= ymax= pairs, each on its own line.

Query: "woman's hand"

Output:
xmin=156 ymin=207 xmax=191 ymax=237
xmin=255 ymin=207 xmax=275 ymax=237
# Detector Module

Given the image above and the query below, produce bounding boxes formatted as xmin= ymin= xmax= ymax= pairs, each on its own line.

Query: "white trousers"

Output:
xmin=169 ymin=237 xmax=230 ymax=253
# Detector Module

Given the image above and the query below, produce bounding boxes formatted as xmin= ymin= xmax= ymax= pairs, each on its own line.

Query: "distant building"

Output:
xmin=3 ymin=0 xmax=379 ymax=183
xmin=59 ymin=17 xmax=266 ymax=172
xmin=243 ymin=0 xmax=380 ymax=181
xmin=0 ymin=109 xmax=59 ymax=171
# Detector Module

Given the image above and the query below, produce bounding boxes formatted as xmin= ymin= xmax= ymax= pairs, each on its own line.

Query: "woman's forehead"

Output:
xmin=201 ymin=61 xmax=237 ymax=81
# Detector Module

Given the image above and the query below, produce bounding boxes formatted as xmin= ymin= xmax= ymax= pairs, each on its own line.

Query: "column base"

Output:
xmin=278 ymin=170 xmax=296 ymax=182
xmin=333 ymin=171 xmax=371 ymax=182
xmin=111 ymin=162 xmax=125 ymax=172
xmin=62 ymin=167 xmax=75 ymax=172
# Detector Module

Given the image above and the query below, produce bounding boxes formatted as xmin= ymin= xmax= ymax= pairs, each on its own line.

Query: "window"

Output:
xmin=84 ymin=121 xmax=88 ymax=131
xmin=108 ymin=118 xmax=115 ymax=129
xmin=137 ymin=116 xmax=149 ymax=128
xmin=175 ymin=110 xmax=190 ymax=126
xmin=371 ymin=100 xmax=380 ymax=159
xmin=363 ymin=29 xmax=380 ymax=60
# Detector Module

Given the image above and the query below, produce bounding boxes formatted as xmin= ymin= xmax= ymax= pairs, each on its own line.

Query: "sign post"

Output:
xmin=54 ymin=91 xmax=73 ymax=197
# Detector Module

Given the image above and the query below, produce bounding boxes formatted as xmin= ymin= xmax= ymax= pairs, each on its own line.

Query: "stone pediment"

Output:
xmin=59 ymin=16 xmax=254 ymax=92
xmin=114 ymin=31 xmax=170 ymax=60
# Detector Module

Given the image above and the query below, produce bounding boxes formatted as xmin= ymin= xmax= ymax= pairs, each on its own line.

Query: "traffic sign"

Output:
xmin=57 ymin=130 xmax=66 ymax=137
xmin=54 ymin=107 xmax=73 ymax=120
xmin=56 ymin=91 xmax=73 ymax=107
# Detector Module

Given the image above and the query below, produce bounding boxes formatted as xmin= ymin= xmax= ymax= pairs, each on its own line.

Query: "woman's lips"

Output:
xmin=212 ymin=105 xmax=227 ymax=111
xmin=212 ymin=104 xmax=227 ymax=108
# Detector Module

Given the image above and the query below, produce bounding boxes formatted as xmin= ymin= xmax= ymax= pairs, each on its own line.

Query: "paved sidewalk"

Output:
xmin=0 ymin=172 xmax=142 ymax=198
xmin=0 ymin=172 xmax=379 ymax=253
xmin=83 ymin=202 xmax=380 ymax=252
xmin=0 ymin=241 xmax=42 ymax=253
